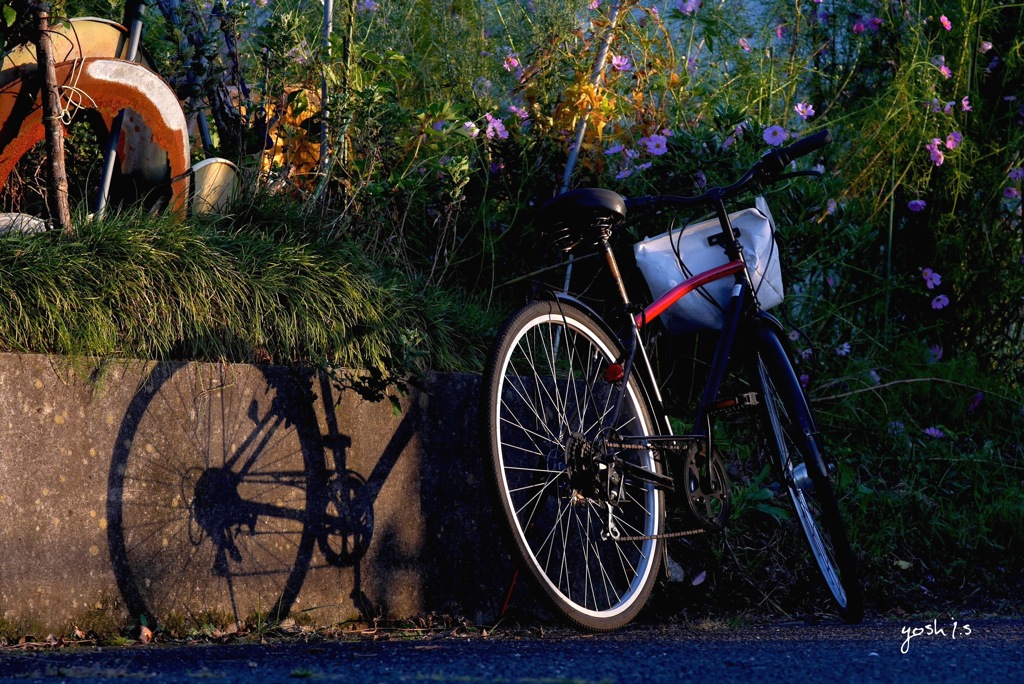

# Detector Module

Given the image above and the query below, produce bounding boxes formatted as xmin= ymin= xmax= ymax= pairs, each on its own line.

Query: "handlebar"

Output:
xmin=625 ymin=129 xmax=831 ymax=211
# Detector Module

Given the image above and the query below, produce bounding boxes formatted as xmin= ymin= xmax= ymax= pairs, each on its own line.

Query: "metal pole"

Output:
xmin=559 ymin=1 xmax=623 ymax=194
xmin=559 ymin=1 xmax=626 ymax=293
xmin=94 ymin=0 xmax=146 ymax=218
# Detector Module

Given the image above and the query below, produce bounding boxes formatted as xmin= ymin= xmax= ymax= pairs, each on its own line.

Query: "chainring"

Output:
xmin=682 ymin=443 xmax=731 ymax=530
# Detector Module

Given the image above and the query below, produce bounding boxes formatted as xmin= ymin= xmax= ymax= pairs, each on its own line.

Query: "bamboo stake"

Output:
xmin=32 ymin=3 xmax=73 ymax=234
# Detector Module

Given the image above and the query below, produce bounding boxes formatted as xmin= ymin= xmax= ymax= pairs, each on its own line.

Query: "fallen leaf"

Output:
xmin=138 ymin=626 xmax=152 ymax=644
xmin=894 ymin=560 xmax=913 ymax=570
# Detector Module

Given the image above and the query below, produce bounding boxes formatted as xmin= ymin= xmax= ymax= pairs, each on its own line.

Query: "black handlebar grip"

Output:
xmin=757 ymin=129 xmax=831 ymax=181
xmin=780 ymin=129 xmax=832 ymax=165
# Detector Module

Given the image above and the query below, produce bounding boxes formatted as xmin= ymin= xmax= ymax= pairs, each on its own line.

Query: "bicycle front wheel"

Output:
xmin=754 ymin=332 xmax=863 ymax=622
xmin=482 ymin=299 xmax=664 ymax=631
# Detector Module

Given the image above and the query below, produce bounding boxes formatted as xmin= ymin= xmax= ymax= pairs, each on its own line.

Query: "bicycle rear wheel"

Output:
xmin=482 ymin=299 xmax=664 ymax=631
xmin=754 ymin=331 xmax=863 ymax=622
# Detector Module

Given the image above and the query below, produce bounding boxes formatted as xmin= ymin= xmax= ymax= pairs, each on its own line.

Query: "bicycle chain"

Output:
xmin=605 ymin=440 xmax=690 ymax=451
xmin=604 ymin=439 xmax=707 ymax=541
xmin=615 ymin=527 xmax=707 ymax=542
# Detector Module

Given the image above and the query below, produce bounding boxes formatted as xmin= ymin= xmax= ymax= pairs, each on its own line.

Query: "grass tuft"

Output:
xmin=0 ymin=206 xmax=494 ymax=375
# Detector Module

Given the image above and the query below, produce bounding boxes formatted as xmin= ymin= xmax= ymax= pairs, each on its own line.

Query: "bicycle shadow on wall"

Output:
xmin=105 ymin=361 xmax=416 ymax=629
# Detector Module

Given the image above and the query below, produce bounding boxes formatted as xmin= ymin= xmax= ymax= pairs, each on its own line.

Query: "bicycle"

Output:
xmin=480 ymin=129 xmax=863 ymax=631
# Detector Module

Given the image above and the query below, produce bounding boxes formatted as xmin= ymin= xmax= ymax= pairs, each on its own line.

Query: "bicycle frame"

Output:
xmin=563 ymin=195 xmax=765 ymax=459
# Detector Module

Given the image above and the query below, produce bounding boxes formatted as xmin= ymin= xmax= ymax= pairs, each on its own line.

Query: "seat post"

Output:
xmin=598 ymin=232 xmax=631 ymax=307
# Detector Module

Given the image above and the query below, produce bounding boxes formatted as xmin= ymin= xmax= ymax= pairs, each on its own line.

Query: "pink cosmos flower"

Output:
xmin=853 ymin=21 xmax=865 ymax=34
xmin=503 ymin=54 xmax=520 ymax=72
xmin=794 ymin=102 xmax=815 ymax=120
xmin=611 ymin=55 xmax=632 ymax=71
xmin=1006 ymin=187 xmax=1021 ymax=199
xmin=641 ymin=134 xmax=669 ymax=156
xmin=979 ymin=41 xmax=992 ymax=53
xmin=485 ymin=113 xmax=508 ymax=140
xmin=940 ymin=15 xmax=952 ymax=30
xmin=677 ymin=0 xmax=700 ymax=14
xmin=932 ymin=294 xmax=950 ymax=309
xmin=921 ymin=268 xmax=942 ymax=289
xmin=946 ymin=131 xmax=963 ymax=149
xmin=1009 ymin=168 xmax=1024 ymax=180
xmin=763 ymin=125 xmax=789 ymax=146
xmin=908 ymin=199 xmax=927 ymax=212
xmin=925 ymin=139 xmax=945 ymax=166
xmin=961 ymin=96 xmax=972 ymax=112
xmin=925 ymin=427 xmax=944 ymax=439
xmin=739 ymin=38 xmax=752 ymax=51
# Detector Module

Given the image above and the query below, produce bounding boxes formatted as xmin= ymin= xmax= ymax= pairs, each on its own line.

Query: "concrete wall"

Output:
xmin=0 ymin=354 xmax=521 ymax=635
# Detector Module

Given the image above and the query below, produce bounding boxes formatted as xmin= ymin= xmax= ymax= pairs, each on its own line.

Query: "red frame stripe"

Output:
xmin=635 ymin=260 xmax=746 ymax=329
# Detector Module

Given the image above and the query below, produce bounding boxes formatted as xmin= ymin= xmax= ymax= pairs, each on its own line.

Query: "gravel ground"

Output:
xmin=1 ymin=616 xmax=1021 ymax=683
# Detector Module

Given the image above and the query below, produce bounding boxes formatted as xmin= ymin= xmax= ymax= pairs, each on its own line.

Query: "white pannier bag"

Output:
xmin=633 ymin=196 xmax=784 ymax=333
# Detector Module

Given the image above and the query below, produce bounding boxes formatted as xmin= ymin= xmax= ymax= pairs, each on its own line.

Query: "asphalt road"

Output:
xmin=1 ymin=617 xmax=1021 ymax=683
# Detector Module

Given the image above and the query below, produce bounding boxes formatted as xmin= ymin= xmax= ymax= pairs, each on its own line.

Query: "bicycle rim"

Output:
xmin=756 ymin=351 xmax=862 ymax=622
xmin=484 ymin=300 xmax=663 ymax=631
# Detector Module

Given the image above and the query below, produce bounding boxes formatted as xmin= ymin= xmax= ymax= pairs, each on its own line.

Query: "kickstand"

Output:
xmin=500 ymin=569 xmax=519 ymax=616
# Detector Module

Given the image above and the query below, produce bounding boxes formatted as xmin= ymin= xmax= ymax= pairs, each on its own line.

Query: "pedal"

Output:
xmin=705 ymin=392 xmax=759 ymax=415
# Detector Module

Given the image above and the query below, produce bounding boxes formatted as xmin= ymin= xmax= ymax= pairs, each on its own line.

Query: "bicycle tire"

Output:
xmin=482 ymin=299 xmax=665 ymax=631
xmin=753 ymin=331 xmax=864 ymax=622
